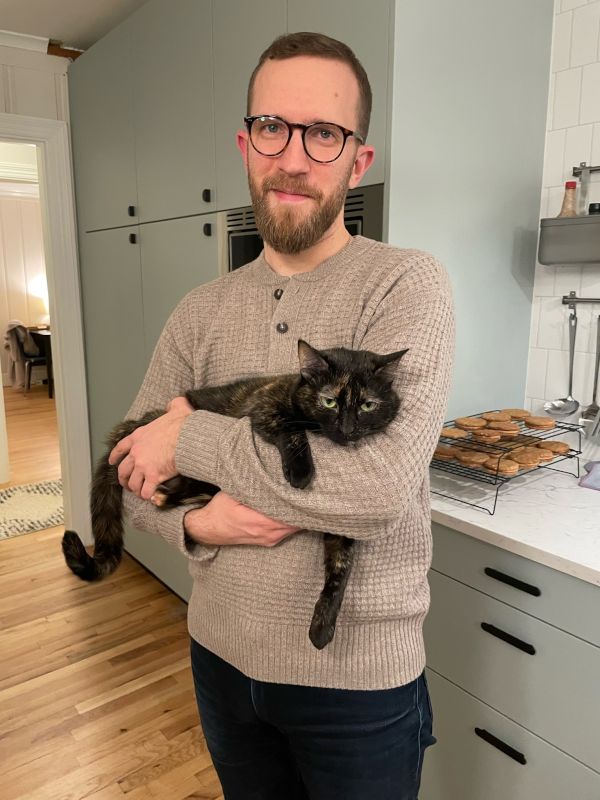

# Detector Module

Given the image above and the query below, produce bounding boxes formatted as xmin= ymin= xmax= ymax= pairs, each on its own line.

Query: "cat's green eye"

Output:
xmin=360 ymin=400 xmax=378 ymax=412
xmin=320 ymin=396 xmax=338 ymax=409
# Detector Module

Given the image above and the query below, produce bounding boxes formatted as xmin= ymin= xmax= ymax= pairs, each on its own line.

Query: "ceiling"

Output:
xmin=0 ymin=0 xmax=148 ymax=51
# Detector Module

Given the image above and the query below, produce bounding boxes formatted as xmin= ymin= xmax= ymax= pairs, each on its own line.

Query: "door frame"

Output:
xmin=0 ymin=112 xmax=91 ymax=542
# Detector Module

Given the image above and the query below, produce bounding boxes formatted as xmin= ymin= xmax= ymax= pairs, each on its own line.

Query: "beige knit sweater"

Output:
xmin=123 ymin=236 xmax=455 ymax=690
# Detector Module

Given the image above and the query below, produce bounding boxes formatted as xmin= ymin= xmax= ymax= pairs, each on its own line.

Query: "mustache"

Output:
xmin=261 ymin=177 xmax=322 ymax=201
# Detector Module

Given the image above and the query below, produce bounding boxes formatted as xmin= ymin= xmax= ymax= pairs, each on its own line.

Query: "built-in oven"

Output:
xmin=216 ymin=183 xmax=384 ymax=274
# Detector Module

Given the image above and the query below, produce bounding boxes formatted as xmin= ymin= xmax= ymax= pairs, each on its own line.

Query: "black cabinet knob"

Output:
xmin=128 ymin=205 xmax=136 ymax=217
xmin=203 ymin=223 xmax=212 ymax=236
xmin=129 ymin=233 xmax=137 ymax=244
xmin=202 ymin=189 xmax=211 ymax=203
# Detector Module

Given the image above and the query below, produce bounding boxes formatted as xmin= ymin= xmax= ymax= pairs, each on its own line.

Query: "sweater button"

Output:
xmin=274 ymin=288 xmax=283 ymax=299
xmin=276 ymin=322 xmax=288 ymax=334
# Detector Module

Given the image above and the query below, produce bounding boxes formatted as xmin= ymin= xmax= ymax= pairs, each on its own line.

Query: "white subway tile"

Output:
xmin=564 ymin=124 xmax=593 ymax=175
xmin=554 ymin=264 xmax=582 ymax=297
xmin=530 ymin=295 xmax=542 ymax=346
xmin=581 ymin=62 xmax=600 ymax=122
xmin=545 ymin=347 xmax=589 ymax=403
xmin=534 ymin=261 xmax=557 ymax=296
xmin=561 ymin=0 xmax=589 ymax=11
xmin=571 ymin=2 xmax=600 ymax=66
xmin=574 ymin=302 xmax=593 ymax=352
xmin=553 ymin=68 xmax=582 ymax=128
xmin=581 ymin=267 xmax=600 ymax=299
xmin=538 ymin=296 xmax=571 ymax=348
xmin=544 ymin=129 xmax=567 ymax=185
xmin=546 ymin=73 xmax=556 ymax=130
xmin=553 ymin=12 xmax=573 ymax=71
xmin=526 ymin=347 xmax=550 ymax=397
xmin=591 ymin=123 xmax=600 ymax=162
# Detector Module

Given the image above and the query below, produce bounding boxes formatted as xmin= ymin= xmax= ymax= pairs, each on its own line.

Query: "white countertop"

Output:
xmin=430 ymin=436 xmax=600 ymax=588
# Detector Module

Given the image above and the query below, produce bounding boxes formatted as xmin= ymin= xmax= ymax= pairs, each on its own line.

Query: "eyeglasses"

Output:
xmin=244 ymin=115 xmax=365 ymax=163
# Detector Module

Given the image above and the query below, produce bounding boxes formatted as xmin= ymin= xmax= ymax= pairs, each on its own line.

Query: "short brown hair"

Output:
xmin=247 ymin=32 xmax=372 ymax=139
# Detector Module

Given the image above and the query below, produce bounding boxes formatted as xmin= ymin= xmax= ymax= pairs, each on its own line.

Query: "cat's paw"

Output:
xmin=283 ymin=450 xmax=314 ymax=489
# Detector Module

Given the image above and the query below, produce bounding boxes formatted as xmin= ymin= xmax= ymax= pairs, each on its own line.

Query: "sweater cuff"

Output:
xmin=174 ymin=409 xmax=238 ymax=483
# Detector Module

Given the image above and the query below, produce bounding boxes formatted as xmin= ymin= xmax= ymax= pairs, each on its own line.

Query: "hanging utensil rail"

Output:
xmin=562 ymin=290 xmax=600 ymax=309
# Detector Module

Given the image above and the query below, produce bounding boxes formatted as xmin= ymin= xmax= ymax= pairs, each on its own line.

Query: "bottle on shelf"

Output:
xmin=557 ymin=180 xmax=578 ymax=218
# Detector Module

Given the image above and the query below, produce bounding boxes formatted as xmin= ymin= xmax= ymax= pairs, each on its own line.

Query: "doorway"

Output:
xmin=0 ymin=113 xmax=91 ymax=543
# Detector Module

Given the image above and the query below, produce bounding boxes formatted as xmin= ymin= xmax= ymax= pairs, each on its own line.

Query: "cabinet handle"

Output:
xmin=474 ymin=728 xmax=527 ymax=765
xmin=128 ymin=205 xmax=136 ymax=217
xmin=480 ymin=622 xmax=536 ymax=655
xmin=203 ymin=223 xmax=212 ymax=236
xmin=129 ymin=233 xmax=137 ymax=244
xmin=484 ymin=567 xmax=541 ymax=597
xmin=202 ymin=188 xmax=211 ymax=203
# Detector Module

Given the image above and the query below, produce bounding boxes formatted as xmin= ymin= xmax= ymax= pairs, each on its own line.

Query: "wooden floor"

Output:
xmin=0 ymin=388 xmax=224 ymax=799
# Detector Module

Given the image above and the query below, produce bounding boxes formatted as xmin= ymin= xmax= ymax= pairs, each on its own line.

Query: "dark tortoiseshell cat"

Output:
xmin=62 ymin=340 xmax=406 ymax=649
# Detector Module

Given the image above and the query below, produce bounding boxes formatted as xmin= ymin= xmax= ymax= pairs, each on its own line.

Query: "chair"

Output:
xmin=14 ymin=327 xmax=48 ymax=394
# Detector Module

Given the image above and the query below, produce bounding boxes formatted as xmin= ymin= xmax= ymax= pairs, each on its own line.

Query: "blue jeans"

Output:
xmin=190 ymin=638 xmax=435 ymax=800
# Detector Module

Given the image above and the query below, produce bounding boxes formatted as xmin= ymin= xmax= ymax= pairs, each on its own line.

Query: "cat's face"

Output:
xmin=295 ymin=340 xmax=407 ymax=445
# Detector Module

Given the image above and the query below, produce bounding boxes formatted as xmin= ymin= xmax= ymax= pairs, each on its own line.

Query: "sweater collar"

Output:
xmin=243 ymin=236 xmax=374 ymax=285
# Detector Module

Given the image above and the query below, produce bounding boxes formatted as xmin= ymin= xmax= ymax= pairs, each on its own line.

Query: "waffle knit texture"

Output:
xmin=123 ymin=236 xmax=455 ymax=689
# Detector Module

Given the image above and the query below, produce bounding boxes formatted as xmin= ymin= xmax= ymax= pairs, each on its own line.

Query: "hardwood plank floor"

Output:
xmin=0 ymin=387 xmax=224 ymax=799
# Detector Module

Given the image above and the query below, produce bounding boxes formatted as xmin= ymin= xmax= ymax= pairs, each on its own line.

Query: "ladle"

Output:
xmin=544 ymin=311 xmax=580 ymax=418
xmin=582 ymin=314 xmax=600 ymax=421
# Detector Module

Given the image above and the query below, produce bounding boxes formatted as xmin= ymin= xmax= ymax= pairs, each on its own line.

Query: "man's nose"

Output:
xmin=276 ymin=128 xmax=311 ymax=173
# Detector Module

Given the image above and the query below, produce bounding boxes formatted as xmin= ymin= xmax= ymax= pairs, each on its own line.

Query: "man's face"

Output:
xmin=237 ymin=56 xmax=373 ymax=254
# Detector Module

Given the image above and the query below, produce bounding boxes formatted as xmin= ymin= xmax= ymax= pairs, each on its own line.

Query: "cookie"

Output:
xmin=433 ymin=445 xmax=456 ymax=461
xmin=536 ymin=440 xmax=570 ymax=454
xmin=534 ymin=447 xmax=554 ymax=462
xmin=455 ymin=416 xmax=487 ymax=430
xmin=511 ymin=449 xmax=542 ymax=467
xmin=481 ymin=411 xmax=512 ymax=422
xmin=456 ymin=450 xmax=490 ymax=466
xmin=501 ymin=408 xmax=531 ymax=420
xmin=484 ymin=457 xmax=520 ymax=476
xmin=487 ymin=421 xmax=520 ymax=433
xmin=440 ymin=427 xmax=469 ymax=440
xmin=471 ymin=429 xmax=503 ymax=443
xmin=524 ymin=415 xmax=555 ymax=430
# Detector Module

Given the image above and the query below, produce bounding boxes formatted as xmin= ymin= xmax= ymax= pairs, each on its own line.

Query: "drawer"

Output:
xmin=432 ymin=523 xmax=600 ymax=648
xmin=421 ymin=669 xmax=600 ymax=800
xmin=424 ymin=569 xmax=600 ymax=772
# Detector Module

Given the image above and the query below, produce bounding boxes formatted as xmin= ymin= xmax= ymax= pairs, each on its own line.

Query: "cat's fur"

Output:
xmin=62 ymin=340 xmax=406 ymax=649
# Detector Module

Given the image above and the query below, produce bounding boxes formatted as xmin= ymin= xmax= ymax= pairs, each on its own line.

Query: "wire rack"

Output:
xmin=430 ymin=412 xmax=583 ymax=515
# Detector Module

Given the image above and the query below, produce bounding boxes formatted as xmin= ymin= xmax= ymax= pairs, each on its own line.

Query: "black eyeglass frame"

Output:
xmin=244 ymin=115 xmax=365 ymax=163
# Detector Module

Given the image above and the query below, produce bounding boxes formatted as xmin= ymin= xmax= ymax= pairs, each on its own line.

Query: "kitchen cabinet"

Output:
xmin=78 ymin=226 xmax=146 ymax=460
xmin=131 ymin=0 xmax=216 ymax=222
xmin=69 ymin=19 xmax=138 ymax=233
xmin=287 ymin=0 xmax=391 ymax=188
xmin=422 ymin=524 xmax=600 ymax=796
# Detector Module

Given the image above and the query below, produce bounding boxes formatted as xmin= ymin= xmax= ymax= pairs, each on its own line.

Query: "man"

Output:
xmin=110 ymin=32 xmax=454 ymax=800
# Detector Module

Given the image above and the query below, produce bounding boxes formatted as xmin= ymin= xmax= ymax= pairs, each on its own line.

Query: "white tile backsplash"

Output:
xmin=526 ymin=1 xmax=600 ymax=413
xmin=570 ymin=2 xmax=600 ymax=66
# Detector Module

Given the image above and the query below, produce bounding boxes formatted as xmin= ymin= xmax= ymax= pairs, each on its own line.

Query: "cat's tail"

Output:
xmin=62 ymin=411 xmax=162 ymax=582
xmin=61 ymin=457 xmax=125 ymax=581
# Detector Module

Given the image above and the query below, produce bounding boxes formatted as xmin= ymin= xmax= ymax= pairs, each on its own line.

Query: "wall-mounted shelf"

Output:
xmin=538 ymin=215 xmax=600 ymax=266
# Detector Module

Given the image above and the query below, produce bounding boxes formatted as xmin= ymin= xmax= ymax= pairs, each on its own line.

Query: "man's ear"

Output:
xmin=348 ymin=144 xmax=375 ymax=189
xmin=236 ymin=130 xmax=249 ymax=173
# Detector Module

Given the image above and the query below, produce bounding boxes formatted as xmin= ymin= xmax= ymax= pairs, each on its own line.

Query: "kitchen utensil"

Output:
xmin=582 ymin=314 xmax=600 ymax=420
xmin=544 ymin=311 xmax=580 ymax=418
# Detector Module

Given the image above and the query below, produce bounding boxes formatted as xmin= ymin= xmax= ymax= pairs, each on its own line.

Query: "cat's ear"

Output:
xmin=373 ymin=348 xmax=409 ymax=376
xmin=297 ymin=340 xmax=330 ymax=382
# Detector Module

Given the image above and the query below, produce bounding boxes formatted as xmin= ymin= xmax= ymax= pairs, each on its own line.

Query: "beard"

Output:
xmin=248 ymin=166 xmax=352 ymax=255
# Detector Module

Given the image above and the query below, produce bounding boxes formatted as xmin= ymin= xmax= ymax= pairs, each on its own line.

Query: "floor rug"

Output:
xmin=0 ymin=479 xmax=63 ymax=539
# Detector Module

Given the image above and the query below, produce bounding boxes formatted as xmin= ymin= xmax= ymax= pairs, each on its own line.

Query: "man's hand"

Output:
xmin=108 ymin=396 xmax=193 ymax=500
xmin=184 ymin=490 xmax=302 ymax=547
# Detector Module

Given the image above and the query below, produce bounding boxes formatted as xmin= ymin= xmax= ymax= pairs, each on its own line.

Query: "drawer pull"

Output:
xmin=474 ymin=727 xmax=527 ymax=765
xmin=480 ymin=622 xmax=536 ymax=655
xmin=484 ymin=567 xmax=541 ymax=597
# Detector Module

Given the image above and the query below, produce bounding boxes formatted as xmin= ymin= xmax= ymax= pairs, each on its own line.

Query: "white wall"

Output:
xmin=0 ymin=43 xmax=69 ymax=121
xmin=0 ymin=183 xmax=49 ymax=386
xmin=527 ymin=0 xmax=600 ymax=414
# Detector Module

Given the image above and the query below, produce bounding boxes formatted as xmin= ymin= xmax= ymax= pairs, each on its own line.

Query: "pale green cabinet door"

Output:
xmin=286 ymin=0 xmax=392 ymax=186
xmin=138 ymin=214 xmax=219 ymax=361
xmin=69 ymin=18 xmax=138 ymax=232
xmin=212 ymin=0 xmax=287 ymax=211
xmin=131 ymin=0 xmax=216 ymax=223
xmin=78 ymin=227 xmax=146 ymax=461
